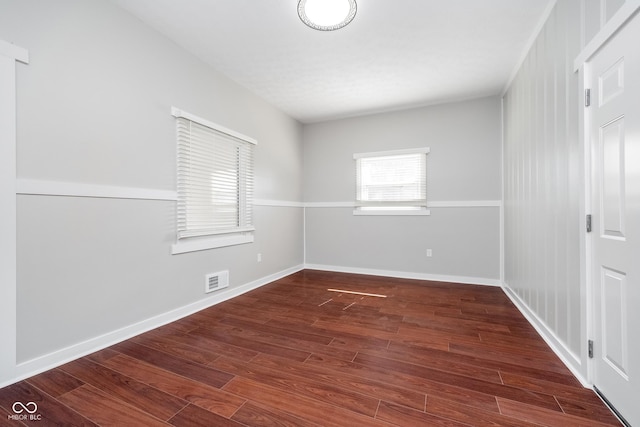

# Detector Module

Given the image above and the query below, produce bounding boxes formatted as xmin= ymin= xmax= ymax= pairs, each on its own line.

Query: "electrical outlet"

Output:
xmin=257 ymin=253 xmax=262 ymax=262
xmin=426 ymin=249 xmax=432 ymax=257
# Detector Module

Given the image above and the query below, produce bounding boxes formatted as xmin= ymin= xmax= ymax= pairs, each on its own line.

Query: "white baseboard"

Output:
xmin=304 ymin=263 xmax=502 ymax=287
xmin=1 ymin=264 xmax=304 ymax=389
xmin=501 ymin=283 xmax=591 ymax=388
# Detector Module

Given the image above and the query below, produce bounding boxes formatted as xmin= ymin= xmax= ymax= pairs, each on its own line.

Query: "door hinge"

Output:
xmin=586 ymin=214 xmax=592 ymax=233
xmin=588 ymin=340 xmax=594 ymax=358
xmin=585 ymin=88 xmax=591 ymax=107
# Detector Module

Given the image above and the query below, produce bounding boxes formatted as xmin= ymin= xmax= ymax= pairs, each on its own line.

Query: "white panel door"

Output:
xmin=588 ymin=12 xmax=640 ymax=427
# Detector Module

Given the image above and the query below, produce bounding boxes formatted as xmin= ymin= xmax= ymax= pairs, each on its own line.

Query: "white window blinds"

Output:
xmin=174 ymin=109 xmax=256 ymax=240
xmin=354 ymin=148 xmax=429 ymax=209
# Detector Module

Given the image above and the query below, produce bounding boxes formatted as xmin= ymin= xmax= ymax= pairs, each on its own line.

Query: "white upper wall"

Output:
xmin=0 ymin=0 xmax=304 ymax=369
xmin=0 ymin=0 xmax=303 ymax=202
xmin=303 ymin=97 xmax=502 ymax=203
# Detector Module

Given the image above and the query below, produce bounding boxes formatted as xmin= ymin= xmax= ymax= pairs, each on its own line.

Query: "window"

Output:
xmin=354 ymin=148 xmax=430 ymax=215
xmin=171 ymin=107 xmax=256 ymax=254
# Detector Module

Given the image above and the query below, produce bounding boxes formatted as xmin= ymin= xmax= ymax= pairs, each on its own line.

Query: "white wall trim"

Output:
xmin=171 ymin=233 xmax=254 ymax=254
xmin=254 ymin=199 xmax=304 ymax=208
xmin=171 ymin=106 xmax=257 ymax=145
xmin=499 ymin=98 xmax=505 ymax=285
xmin=352 ymin=208 xmax=431 ymax=216
xmin=353 ymin=147 xmax=430 ymax=159
xmin=16 ymin=179 xmax=178 ymax=201
xmin=502 ymin=283 xmax=590 ymax=388
xmin=304 ymin=200 xmax=501 ymax=208
xmin=15 ymin=180 xmax=311 ymax=207
xmin=580 ymin=62 xmax=594 ymax=385
xmin=573 ymin=0 xmax=640 ymax=71
xmin=0 ymin=40 xmax=28 ymax=389
xmin=0 ymin=264 xmax=304 ymax=389
xmin=0 ymin=39 xmax=29 ymax=64
xmin=305 ymin=201 xmax=355 ymax=208
xmin=428 ymin=200 xmax=501 ymax=208
xmin=304 ymin=263 xmax=502 ymax=287
xmin=0 ymin=51 xmax=18 ymax=391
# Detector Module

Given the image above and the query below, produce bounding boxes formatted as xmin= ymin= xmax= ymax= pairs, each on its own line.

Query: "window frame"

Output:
xmin=171 ymin=107 xmax=257 ymax=254
xmin=353 ymin=147 xmax=430 ymax=216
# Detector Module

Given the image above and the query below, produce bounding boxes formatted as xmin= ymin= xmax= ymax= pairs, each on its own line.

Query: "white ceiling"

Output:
xmin=111 ymin=0 xmax=553 ymax=123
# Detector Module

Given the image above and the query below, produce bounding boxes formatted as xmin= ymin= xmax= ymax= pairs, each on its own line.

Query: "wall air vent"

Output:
xmin=205 ymin=271 xmax=229 ymax=293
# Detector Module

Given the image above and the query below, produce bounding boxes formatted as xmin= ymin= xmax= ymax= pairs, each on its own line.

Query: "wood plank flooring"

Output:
xmin=0 ymin=270 xmax=621 ymax=426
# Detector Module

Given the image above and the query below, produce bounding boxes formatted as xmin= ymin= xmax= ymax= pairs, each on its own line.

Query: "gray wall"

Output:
xmin=502 ymin=0 xmax=626 ymax=378
xmin=303 ymin=97 xmax=502 ymax=283
xmin=5 ymin=0 xmax=620 ymax=381
xmin=1 ymin=0 xmax=303 ymax=363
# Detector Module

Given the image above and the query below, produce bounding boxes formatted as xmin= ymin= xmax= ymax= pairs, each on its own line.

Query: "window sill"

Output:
xmin=353 ymin=209 xmax=431 ymax=216
xmin=172 ymin=233 xmax=254 ymax=254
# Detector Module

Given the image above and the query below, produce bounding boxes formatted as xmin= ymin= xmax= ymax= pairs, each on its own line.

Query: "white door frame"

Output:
xmin=0 ymin=39 xmax=28 ymax=388
xmin=578 ymin=4 xmax=640 ymax=426
xmin=579 ymin=0 xmax=640 ymax=373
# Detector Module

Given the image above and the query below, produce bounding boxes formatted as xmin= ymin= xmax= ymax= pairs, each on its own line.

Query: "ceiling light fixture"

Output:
xmin=297 ymin=0 xmax=357 ymax=31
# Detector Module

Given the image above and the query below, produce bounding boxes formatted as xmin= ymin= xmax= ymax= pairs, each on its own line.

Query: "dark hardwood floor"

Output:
xmin=0 ymin=270 xmax=621 ymax=426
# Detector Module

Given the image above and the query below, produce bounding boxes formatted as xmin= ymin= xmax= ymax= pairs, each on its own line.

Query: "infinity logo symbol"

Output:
xmin=12 ymin=401 xmax=38 ymax=414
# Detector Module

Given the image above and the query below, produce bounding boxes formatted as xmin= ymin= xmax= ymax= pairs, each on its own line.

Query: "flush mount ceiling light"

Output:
xmin=298 ymin=0 xmax=357 ymax=31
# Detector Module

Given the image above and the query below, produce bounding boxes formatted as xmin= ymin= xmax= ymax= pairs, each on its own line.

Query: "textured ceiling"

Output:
xmin=111 ymin=0 xmax=553 ymax=123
